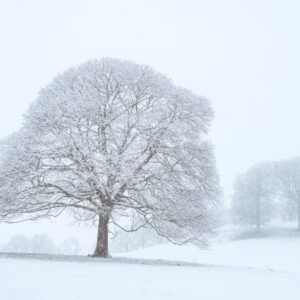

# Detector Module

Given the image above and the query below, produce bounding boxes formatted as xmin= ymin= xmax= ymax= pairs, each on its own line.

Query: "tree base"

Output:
xmin=88 ymin=253 xmax=112 ymax=258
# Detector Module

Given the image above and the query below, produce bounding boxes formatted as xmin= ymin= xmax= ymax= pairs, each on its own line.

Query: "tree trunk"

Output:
xmin=255 ymin=218 xmax=261 ymax=232
xmin=255 ymin=198 xmax=261 ymax=232
xmin=93 ymin=214 xmax=109 ymax=257
xmin=297 ymin=202 xmax=300 ymax=231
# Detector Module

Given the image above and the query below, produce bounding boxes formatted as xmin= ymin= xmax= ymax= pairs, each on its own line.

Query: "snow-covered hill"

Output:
xmin=119 ymin=234 xmax=300 ymax=273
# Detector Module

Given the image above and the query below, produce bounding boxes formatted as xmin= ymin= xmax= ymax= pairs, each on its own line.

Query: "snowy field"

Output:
xmin=0 ymin=254 xmax=299 ymax=300
xmin=1 ymin=227 xmax=300 ymax=300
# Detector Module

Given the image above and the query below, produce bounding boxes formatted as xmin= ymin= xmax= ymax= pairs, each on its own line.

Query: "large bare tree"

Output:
xmin=0 ymin=58 xmax=219 ymax=257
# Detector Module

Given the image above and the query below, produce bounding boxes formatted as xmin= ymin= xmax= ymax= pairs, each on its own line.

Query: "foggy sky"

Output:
xmin=1 ymin=0 xmax=300 ymax=207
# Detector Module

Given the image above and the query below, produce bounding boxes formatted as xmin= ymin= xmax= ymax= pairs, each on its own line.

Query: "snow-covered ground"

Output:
xmin=0 ymin=253 xmax=299 ymax=300
xmin=1 ymin=226 xmax=300 ymax=300
xmin=120 ymin=234 xmax=300 ymax=273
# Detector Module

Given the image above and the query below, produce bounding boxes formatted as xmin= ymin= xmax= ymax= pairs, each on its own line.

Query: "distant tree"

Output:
xmin=1 ymin=233 xmax=56 ymax=254
xmin=231 ymin=163 xmax=275 ymax=231
xmin=274 ymin=158 xmax=300 ymax=230
xmin=110 ymin=227 xmax=163 ymax=253
xmin=278 ymin=201 xmax=298 ymax=222
xmin=59 ymin=238 xmax=80 ymax=255
xmin=1 ymin=235 xmax=30 ymax=253
xmin=30 ymin=234 xmax=56 ymax=254
xmin=0 ymin=58 xmax=219 ymax=257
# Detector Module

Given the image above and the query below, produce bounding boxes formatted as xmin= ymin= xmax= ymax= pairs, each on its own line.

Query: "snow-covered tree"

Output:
xmin=231 ymin=163 xmax=275 ymax=231
xmin=274 ymin=158 xmax=300 ymax=230
xmin=0 ymin=58 xmax=219 ymax=257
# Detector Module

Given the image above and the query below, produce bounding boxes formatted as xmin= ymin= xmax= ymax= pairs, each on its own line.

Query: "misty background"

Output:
xmin=0 ymin=0 xmax=300 ymax=253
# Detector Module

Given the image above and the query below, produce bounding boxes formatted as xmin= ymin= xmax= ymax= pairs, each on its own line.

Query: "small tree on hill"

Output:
xmin=231 ymin=163 xmax=275 ymax=231
xmin=274 ymin=158 xmax=300 ymax=231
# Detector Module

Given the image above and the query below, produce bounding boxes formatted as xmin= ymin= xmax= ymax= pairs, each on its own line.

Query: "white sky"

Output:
xmin=0 ymin=0 xmax=300 ymax=244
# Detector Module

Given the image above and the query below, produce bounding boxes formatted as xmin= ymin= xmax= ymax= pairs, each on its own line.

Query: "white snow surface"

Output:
xmin=120 ymin=236 xmax=300 ymax=273
xmin=1 ymin=229 xmax=300 ymax=300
